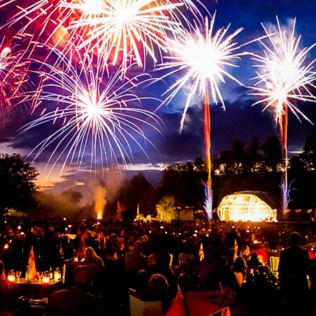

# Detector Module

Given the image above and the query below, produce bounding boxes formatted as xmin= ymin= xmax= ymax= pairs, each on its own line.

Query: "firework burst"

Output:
xmin=20 ymin=45 xmax=161 ymax=175
xmin=68 ymin=0 xmax=181 ymax=73
xmin=250 ymin=17 xmax=316 ymax=125
xmin=159 ymin=15 xmax=244 ymax=130
xmin=158 ymin=14 xmax=244 ymax=217
xmin=249 ymin=17 xmax=316 ymax=213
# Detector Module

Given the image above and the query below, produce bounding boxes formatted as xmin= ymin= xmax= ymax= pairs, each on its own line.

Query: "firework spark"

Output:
xmin=0 ymin=34 xmax=32 ymax=110
xmin=158 ymin=14 xmax=243 ymax=216
xmin=1 ymin=0 xmax=76 ymax=51
xmin=161 ymin=0 xmax=207 ymax=24
xmin=61 ymin=0 xmax=108 ymax=17
xmin=68 ymin=0 xmax=181 ymax=73
xmin=249 ymin=17 xmax=316 ymax=214
xmin=0 ymin=43 xmax=13 ymax=108
xmin=20 ymin=45 xmax=161 ymax=175
xmin=203 ymin=182 xmax=212 ymax=219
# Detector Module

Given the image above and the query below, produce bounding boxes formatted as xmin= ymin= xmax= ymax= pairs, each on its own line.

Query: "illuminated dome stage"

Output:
xmin=217 ymin=191 xmax=278 ymax=222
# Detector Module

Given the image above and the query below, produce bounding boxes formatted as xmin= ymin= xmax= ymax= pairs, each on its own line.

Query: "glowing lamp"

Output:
xmin=54 ymin=269 xmax=62 ymax=282
xmin=43 ymin=276 xmax=50 ymax=284
xmin=7 ymin=271 xmax=15 ymax=283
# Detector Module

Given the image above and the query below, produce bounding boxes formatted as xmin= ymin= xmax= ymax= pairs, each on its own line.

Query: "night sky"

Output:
xmin=0 ymin=0 xmax=316 ymax=193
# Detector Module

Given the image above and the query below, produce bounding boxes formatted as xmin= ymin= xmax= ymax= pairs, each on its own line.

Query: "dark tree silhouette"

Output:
xmin=0 ymin=154 xmax=38 ymax=212
xmin=300 ymin=130 xmax=316 ymax=171
xmin=116 ymin=173 xmax=155 ymax=215
xmin=232 ymin=139 xmax=246 ymax=174
xmin=245 ymin=137 xmax=263 ymax=173
xmin=261 ymin=136 xmax=282 ymax=173
xmin=112 ymin=133 xmax=315 ymax=216
xmin=158 ymin=160 xmax=205 ymax=209
xmin=288 ymin=130 xmax=316 ymax=211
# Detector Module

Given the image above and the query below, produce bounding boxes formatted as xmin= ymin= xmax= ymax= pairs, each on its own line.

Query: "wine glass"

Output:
xmin=15 ymin=270 xmax=21 ymax=282
xmin=38 ymin=271 xmax=44 ymax=283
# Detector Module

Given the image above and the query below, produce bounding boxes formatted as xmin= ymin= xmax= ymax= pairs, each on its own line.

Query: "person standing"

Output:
xmin=279 ymin=232 xmax=311 ymax=315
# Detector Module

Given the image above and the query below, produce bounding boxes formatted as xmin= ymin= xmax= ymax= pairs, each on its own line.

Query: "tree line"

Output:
xmin=112 ymin=132 xmax=316 ymax=216
xmin=0 ymin=131 xmax=315 ymax=217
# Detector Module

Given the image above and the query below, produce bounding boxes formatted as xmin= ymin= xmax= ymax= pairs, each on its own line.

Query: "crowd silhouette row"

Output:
xmin=0 ymin=216 xmax=315 ymax=315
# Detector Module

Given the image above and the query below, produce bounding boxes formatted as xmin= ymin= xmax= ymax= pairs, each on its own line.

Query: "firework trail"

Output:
xmin=19 ymin=44 xmax=161 ymax=175
xmin=249 ymin=17 xmax=316 ymax=214
xmin=0 ymin=0 xmax=15 ymax=9
xmin=158 ymin=14 xmax=244 ymax=218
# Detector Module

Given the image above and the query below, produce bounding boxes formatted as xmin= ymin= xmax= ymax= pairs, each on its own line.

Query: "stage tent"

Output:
xmin=217 ymin=191 xmax=277 ymax=222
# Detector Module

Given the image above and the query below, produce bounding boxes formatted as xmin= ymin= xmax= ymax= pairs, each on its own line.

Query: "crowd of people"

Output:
xmin=0 ymin=215 xmax=315 ymax=315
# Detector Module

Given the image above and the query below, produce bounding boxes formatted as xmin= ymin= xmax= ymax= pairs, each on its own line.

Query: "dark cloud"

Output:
xmin=1 ymin=94 xmax=316 ymax=168
xmin=153 ymin=95 xmax=316 ymax=163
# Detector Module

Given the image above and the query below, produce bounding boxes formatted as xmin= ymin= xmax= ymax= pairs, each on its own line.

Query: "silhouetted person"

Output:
xmin=48 ymin=266 xmax=103 ymax=316
xmin=82 ymin=246 xmax=104 ymax=282
xmin=125 ymin=240 xmax=147 ymax=288
xmin=94 ymin=240 xmax=127 ymax=316
xmin=148 ymin=252 xmax=178 ymax=310
xmin=125 ymin=240 xmax=147 ymax=273
xmin=247 ymin=253 xmax=262 ymax=270
xmin=279 ymin=232 xmax=311 ymax=315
